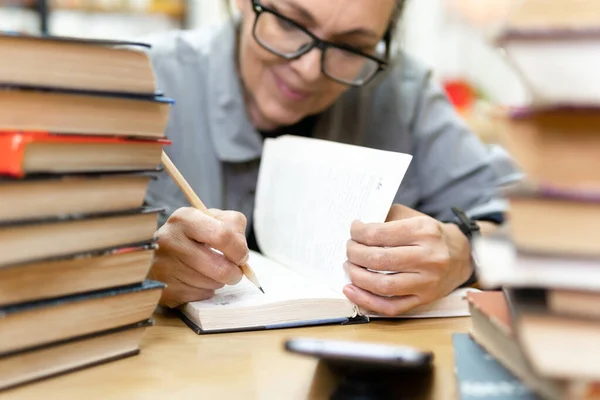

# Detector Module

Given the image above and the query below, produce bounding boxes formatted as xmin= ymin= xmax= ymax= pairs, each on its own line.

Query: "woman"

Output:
xmin=145 ymin=0 xmax=518 ymax=315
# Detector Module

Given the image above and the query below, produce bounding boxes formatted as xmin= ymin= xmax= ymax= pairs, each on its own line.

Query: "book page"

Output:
xmin=253 ymin=136 xmax=412 ymax=293
xmin=185 ymin=251 xmax=345 ymax=311
xmin=367 ymin=288 xmax=478 ymax=319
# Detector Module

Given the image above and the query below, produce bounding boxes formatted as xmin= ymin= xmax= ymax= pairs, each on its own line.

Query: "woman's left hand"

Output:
xmin=342 ymin=204 xmax=474 ymax=316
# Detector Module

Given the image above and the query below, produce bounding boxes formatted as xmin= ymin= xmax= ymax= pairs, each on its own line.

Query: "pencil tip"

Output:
xmin=259 ymin=287 xmax=265 ymax=294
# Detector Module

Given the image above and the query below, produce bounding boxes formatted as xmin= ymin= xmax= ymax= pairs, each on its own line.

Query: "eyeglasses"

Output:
xmin=250 ymin=0 xmax=389 ymax=86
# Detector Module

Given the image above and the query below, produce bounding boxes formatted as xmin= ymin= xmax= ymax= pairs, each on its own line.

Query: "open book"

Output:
xmin=179 ymin=136 xmax=475 ymax=333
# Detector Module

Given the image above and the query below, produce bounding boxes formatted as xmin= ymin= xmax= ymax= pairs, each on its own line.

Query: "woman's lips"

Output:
xmin=272 ymin=71 xmax=311 ymax=102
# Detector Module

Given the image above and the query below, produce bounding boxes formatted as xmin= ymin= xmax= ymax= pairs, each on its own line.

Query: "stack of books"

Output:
xmin=0 ymin=34 xmax=170 ymax=390
xmin=467 ymin=2 xmax=600 ymax=399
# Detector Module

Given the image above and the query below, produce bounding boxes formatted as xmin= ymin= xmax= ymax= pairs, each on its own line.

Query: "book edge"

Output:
xmin=0 ymin=280 xmax=165 ymax=315
xmin=0 ymin=319 xmax=153 ymax=358
xmin=177 ymin=309 xmax=368 ymax=335
xmin=0 ymin=240 xmax=157 ymax=270
xmin=496 ymin=27 xmax=600 ymax=43
xmin=0 ymin=206 xmax=164 ymax=229
xmin=0 ymin=32 xmax=152 ymax=49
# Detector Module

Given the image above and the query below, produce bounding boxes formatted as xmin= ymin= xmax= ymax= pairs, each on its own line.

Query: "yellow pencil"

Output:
xmin=161 ymin=150 xmax=264 ymax=294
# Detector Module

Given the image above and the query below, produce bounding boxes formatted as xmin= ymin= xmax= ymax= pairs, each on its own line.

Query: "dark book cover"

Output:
xmin=508 ymin=104 xmax=600 ymax=119
xmin=496 ymin=27 xmax=600 ymax=44
xmin=0 ymin=168 xmax=163 ymax=182
xmin=0 ymin=83 xmax=173 ymax=103
xmin=0 ymin=319 xmax=153 ymax=391
xmin=453 ymin=333 xmax=541 ymax=399
xmin=178 ymin=309 xmax=369 ymax=335
xmin=0 ymin=31 xmax=152 ymax=49
xmin=1 ymin=319 xmax=153 ymax=358
xmin=0 ymin=280 xmax=165 ymax=320
xmin=0 ymin=206 xmax=164 ymax=229
xmin=502 ymin=181 xmax=600 ymax=203
xmin=0 ymin=240 xmax=157 ymax=270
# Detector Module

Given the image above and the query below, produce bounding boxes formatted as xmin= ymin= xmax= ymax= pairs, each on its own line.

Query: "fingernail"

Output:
xmin=239 ymin=252 xmax=249 ymax=265
xmin=343 ymin=285 xmax=356 ymax=295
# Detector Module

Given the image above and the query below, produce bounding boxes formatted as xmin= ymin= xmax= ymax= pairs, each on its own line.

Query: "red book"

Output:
xmin=0 ymin=130 xmax=169 ymax=177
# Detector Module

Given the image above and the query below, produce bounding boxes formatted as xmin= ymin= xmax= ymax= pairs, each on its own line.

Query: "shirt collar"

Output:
xmin=206 ymin=18 xmax=264 ymax=162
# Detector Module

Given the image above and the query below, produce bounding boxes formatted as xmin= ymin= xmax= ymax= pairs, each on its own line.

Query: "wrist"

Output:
xmin=442 ymin=222 xmax=474 ymax=286
xmin=443 ymin=207 xmax=482 ymax=287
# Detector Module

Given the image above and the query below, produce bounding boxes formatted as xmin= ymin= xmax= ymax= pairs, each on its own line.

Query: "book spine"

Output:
xmin=0 ymin=133 xmax=29 ymax=177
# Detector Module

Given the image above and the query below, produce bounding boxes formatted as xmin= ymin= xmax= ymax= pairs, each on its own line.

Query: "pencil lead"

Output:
xmin=259 ymin=287 xmax=265 ymax=294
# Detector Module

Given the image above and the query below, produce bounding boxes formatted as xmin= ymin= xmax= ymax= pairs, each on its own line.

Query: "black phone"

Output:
xmin=284 ymin=337 xmax=433 ymax=372
xmin=285 ymin=338 xmax=434 ymax=400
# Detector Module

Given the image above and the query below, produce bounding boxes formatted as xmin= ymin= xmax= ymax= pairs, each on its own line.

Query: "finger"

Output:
xmin=160 ymin=279 xmax=215 ymax=308
xmin=346 ymin=239 xmax=423 ymax=272
xmin=171 ymin=257 xmax=226 ymax=291
xmin=171 ymin=277 xmax=216 ymax=303
xmin=344 ymin=261 xmax=424 ymax=297
xmin=175 ymin=236 xmax=244 ymax=286
xmin=350 ymin=219 xmax=423 ymax=247
xmin=152 ymin=253 xmax=224 ymax=291
xmin=170 ymin=207 xmax=249 ymax=266
xmin=194 ymin=245 xmax=245 ymax=285
xmin=157 ymin=222 xmax=243 ymax=285
xmin=209 ymin=209 xmax=247 ymax=234
xmin=342 ymin=284 xmax=423 ymax=317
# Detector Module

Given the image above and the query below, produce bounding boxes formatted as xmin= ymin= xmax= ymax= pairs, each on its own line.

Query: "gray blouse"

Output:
xmin=141 ymin=18 xmax=521 ymax=232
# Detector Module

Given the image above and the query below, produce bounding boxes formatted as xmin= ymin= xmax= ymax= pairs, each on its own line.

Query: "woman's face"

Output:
xmin=235 ymin=0 xmax=396 ymax=131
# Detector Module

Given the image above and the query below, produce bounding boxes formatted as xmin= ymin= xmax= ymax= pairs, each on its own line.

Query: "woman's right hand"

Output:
xmin=149 ymin=207 xmax=250 ymax=308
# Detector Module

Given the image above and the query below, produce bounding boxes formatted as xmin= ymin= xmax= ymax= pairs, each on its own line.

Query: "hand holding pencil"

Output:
xmin=148 ymin=151 xmax=264 ymax=308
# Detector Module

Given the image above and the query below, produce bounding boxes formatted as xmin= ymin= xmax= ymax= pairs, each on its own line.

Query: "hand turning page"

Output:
xmin=179 ymin=136 xmax=472 ymax=333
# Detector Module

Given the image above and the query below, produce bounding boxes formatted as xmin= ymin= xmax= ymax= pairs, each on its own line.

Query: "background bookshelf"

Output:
xmin=0 ymin=0 xmax=188 ymax=39
xmin=0 ymin=0 xmax=528 ymax=144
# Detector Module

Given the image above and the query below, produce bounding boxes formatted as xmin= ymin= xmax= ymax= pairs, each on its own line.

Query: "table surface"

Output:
xmin=4 ymin=310 xmax=470 ymax=399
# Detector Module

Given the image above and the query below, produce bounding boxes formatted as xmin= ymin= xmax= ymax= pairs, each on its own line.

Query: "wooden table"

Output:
xmin=4 ymin=310 xmax=470 ymax=399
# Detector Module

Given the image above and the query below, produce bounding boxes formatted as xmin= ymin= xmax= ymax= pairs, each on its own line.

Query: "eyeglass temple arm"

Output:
xmin=383 ymin=28 xmax=392 ymax=59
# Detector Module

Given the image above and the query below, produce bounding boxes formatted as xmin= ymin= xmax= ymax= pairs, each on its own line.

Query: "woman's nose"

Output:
xmin=288 ymin=47 xmax=322 ymax=83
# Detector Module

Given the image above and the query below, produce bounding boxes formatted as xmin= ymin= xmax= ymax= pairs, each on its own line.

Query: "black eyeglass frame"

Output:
xmin=250 ymin=0 xmax=390 ymax=86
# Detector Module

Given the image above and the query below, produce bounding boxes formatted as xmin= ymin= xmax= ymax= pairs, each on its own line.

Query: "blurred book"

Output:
xmin=505 ymin=288 xmax=600 ymax=382
xmin=500 ymin=0 xmax=600 ymax=31
xmin=0 ymin=132 xmax=167 ymax=177
xmin=0 ymin=280 xmax=163 ymax=355
xmin=452 ymin=332 xmax=541 ymax=399
xmin=0 ymin=242 xmax=156 ymax=306
xmin=497 ymin=107 xmax=600 ymax=191
xmin=468 ymin=291 xmax=562 ymax=399
xmin=496 ymin=29 xmax=600 ymax=106
xmin=0 ymin=7 xmax=39 ymax=34
xmin=49 ymin=0 xmax=185 ymax=18
xmin=0 ymin=34 xmax=157 ymax=95
xmin=507 ymin=191 xmax=600 ymax=257
xmin=0 ymin=207 xmax=161 ymax=267
xmin=0 ymin=172 xmax=156 ymax=222
xmin=467 ymin=290 xmax=600 ymax=399
xmin=445 ymin=0 xmax=600 ymax=36
xmin=0 ymin=30 xmax=170 ymax=390
xmin=474 ymin=236 xmax=600 ymax=292
xmin=547 ymin=289 xmax=600 ymax=320
xmin=0 ymin=88 xmax=171 ymax=138
xmin=0 ymin=320 xmax=152 ymax=390
xmin=448 ymin=0 xmax=600 ymax=397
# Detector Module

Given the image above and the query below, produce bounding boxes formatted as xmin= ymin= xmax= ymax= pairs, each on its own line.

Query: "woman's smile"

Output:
xmin=270 ymin=68 xmax=313 ymax=102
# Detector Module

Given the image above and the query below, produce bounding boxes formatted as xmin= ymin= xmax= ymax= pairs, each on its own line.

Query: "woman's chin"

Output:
xmin=258 ymin=102 xmax=309 ymax=130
